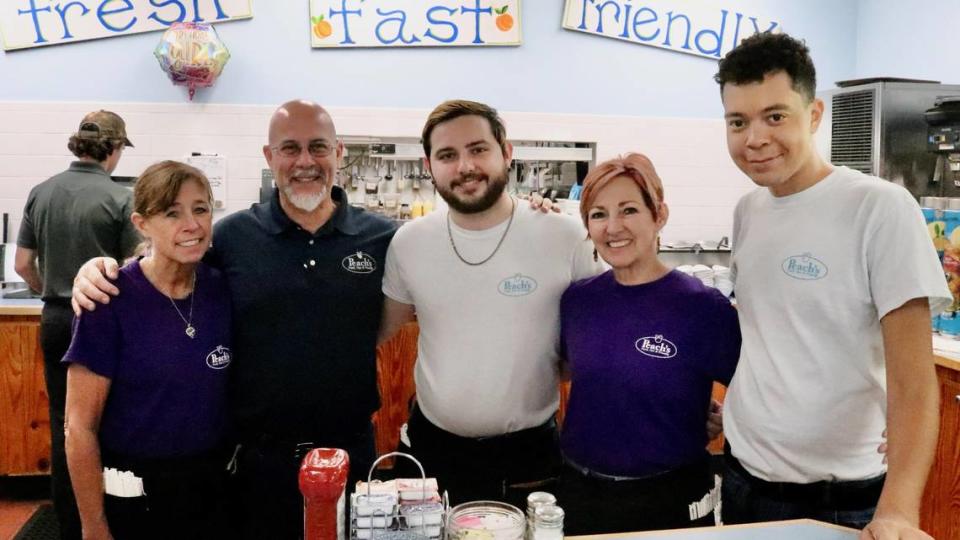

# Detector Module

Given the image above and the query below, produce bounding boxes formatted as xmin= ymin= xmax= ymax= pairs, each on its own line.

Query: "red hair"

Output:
xmin=579 ymin=153 xmax=665 ymax=227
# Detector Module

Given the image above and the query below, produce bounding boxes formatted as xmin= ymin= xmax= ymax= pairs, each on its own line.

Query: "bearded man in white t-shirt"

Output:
xmin=715 ymin=32 xmax=950 ymax=540
xmin=378 ymin=100 xmax=601 ymax=507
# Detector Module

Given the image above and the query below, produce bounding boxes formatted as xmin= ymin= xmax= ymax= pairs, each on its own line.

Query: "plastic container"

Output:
xmin=300 ymin=448 xmax=350 ymax=540
xmin=446 ymin=501 xmax=525 ymax=540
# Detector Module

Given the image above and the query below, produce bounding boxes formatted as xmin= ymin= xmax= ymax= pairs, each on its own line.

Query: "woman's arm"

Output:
xmin=65 ymin=363 xmax=113 ymax=540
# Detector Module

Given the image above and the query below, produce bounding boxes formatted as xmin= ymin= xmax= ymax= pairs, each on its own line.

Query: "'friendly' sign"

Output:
xmin=1 ymin=0 xmax=252 ymax=51
xmin=562 ymin=0 xmax=779 ymax=60
xmin=309 ymin=0 xmax=521 ymax=48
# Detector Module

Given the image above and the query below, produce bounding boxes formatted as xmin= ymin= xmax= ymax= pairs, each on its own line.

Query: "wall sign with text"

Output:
xmin=562 ymin=0 xmax=779 ymax=60
xmin=309 ymin=0 xmax=521 ymax=48
xmin=0 ymin=0 xmax=253 ymax=51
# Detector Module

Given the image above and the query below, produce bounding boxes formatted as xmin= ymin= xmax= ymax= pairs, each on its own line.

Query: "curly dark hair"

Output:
xmin=67 ymin=136 xmax=121 ymax=161
xmin=714 ymin=32 xmax=817 ymax=103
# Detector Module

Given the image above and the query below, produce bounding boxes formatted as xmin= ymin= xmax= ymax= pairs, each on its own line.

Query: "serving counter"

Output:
xmin=1 ymin=310 xmax=958 ymax=538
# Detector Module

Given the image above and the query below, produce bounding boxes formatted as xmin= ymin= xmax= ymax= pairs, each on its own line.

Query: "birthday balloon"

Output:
xmin=154 ymin=22 xmax=230 ymax=100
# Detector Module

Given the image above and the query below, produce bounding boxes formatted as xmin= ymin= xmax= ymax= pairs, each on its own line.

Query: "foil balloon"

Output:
xmin=154 ymin=22 xmax=230 ymax=100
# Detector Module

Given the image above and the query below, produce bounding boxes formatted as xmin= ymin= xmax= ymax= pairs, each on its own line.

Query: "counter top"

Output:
xmin=932 ymin=335 xmax=960 ymax=371
xmin=0 ymin=297 xmax=43 ymax=316
xmin=571 ymin=519 xmax=856 ymax=539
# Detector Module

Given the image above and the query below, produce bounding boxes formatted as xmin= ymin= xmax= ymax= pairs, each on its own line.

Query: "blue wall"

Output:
xmin=855 ymin=0 xmax=960 ymax=84
xmin=1 ymin=1 xmax=858 ymax=117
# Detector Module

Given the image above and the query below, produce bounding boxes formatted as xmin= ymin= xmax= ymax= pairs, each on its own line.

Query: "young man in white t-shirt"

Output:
xmin=378 ymin=100 xmax=600 ymax=506
xmin=716 ymin=32 xmax=950 ymax=539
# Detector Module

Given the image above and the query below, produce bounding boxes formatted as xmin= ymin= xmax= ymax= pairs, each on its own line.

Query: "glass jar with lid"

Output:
xmin=446 ymin=501 xmax=525 ymax=540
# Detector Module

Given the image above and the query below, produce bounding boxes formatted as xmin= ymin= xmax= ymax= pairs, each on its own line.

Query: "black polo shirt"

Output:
xmin=208 ymin=186 xmax=396 ymax=440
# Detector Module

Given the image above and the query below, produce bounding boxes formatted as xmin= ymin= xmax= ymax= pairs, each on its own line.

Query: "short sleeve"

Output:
xmin=382 ymin=237 xmax=413 ymax=304
xmin=570 ymin=235 xmax=605 ymax=281
xmin=63 ymin=299 xmax=122 ymax=379
xmin=866 ymin=189 xmax=951 ymax=318
xmin=701 ymin=289 xmax=741 ymax=385
xmin=16 ymin=194 xmax=37 ymax=250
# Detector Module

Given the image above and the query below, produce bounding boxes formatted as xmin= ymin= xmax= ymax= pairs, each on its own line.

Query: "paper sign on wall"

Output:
xmin=185 ymin=154 xmax=227 ymax=210
xmin=562 ymin=0 xmax=779 ymax=60
xmin=309 ymin=0 xmax=520 ymax=48
xmin=0 ymin=0 xmax=252 ymax=51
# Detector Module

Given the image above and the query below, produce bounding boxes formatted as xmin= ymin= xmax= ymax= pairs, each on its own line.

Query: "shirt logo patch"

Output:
xmin=498 ymin=274 xmax=538 ymax=297
xmin=781 ymin=253 xmax=828 ymax=280
xmin=342 ymin=251 xmax=377 ymax=274
xmin=205 ymin=345 xmax=232 ymax=370
xmin=635 ymin=335 xmax=678 ymax=359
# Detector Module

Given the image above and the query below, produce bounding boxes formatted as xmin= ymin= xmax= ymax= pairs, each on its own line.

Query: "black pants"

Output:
xmin=394 ymin=406 xmax=561 ymax=508
xmin=231 ymin=423 xmax=376 ymax=540
xmin=101 ymin=450 xmax=231 ymax=540
xmin=722 ymin=443 xmax=882 ymax=529
xmin=556 ymin=458 xmax=716 ymax=535
xmin=40 ymin=301 xmax=81 ymax=540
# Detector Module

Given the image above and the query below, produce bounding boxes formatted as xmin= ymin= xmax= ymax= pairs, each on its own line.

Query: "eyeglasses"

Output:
xmin=271 ymin=140 xmax=334 ymax=158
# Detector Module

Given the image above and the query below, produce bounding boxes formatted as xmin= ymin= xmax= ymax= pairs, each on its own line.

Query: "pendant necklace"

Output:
xmin=446 ymin=196 xmax=515 ymax=266
xmin=167 ymin=272 xmax=197 ymax=339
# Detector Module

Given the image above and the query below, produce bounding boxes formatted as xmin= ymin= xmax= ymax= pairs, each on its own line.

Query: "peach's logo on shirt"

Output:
xmin=498 ymin=274 xmax=538 ymax=296
xmin=635 ymin=335 xmax=677 ymax=359
xmin=206 ymin=345 xmax=232 ymax=370
xmin=781 ymin=253 xmax=828 ymax=280
xmin=342 ymin=251 xmax=377 ymax=274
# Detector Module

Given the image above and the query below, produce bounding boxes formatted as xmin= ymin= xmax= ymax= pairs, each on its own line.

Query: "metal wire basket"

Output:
xmin=350 ymin=452 xmax=448 ymax=540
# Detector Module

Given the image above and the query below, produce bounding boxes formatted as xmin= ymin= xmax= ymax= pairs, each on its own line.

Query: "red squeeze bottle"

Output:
xmin=300 ymin=448 xmax=350 ymax=540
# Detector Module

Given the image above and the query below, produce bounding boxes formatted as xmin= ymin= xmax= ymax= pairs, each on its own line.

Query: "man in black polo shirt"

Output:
xmin=73 ymin=100 xmax=395 ymax=539
xmin=16 ymin=110 xmax=139 ymax=540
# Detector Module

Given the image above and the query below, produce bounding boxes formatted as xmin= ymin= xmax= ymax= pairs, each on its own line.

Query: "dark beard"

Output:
xmin=436 ymin=169 xmax=508 ymax=214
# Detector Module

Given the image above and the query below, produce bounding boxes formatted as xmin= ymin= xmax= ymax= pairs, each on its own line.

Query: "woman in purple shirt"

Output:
xmin=557 ymin=153 xmax=741 ymax=534
xmin=63 ymin=161 xmax=232 ymax=540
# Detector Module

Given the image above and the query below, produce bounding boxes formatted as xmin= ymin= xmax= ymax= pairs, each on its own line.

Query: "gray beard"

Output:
xmin=284 ymin=185 xmax=326 ymax=212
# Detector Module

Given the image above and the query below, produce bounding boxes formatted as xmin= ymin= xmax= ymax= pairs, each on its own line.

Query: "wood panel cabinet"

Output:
xmin=0 ymin=314 xmax=50 ymax=476
xmin=920 ymin=364 xmax=960 ymax=539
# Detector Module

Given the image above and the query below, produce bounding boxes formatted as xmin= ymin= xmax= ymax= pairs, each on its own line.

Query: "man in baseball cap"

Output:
xmin=76 ymin=109 xmax=134 ymax=148
xmin=15 ymin=109 xmax=140 ymax=540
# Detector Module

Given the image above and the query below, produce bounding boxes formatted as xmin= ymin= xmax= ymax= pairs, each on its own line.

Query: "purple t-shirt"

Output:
xmin=64 ymin=260 xmax=232 ymax=459
xmin=559 ymin=270 xmax=741 ymax=477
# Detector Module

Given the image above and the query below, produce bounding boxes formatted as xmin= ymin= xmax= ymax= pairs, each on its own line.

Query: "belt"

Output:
xmin=724 ymin=443 xmax=884 ymax=510
xmin=410 ymin=406 xmax=556 ymax=451
xmin=564 ymin=455 xmax=710 ymax=484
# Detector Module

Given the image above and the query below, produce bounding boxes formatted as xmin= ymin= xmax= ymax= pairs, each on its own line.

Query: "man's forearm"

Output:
xmin=875 ymin=297 xmax=941 ymax=524
xmin=876 ymin=368 xmax=939 ymax=522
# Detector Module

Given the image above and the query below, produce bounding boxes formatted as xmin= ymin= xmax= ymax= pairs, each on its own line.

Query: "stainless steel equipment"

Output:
xmin=820 ymin=78 xmax=960 ymax=199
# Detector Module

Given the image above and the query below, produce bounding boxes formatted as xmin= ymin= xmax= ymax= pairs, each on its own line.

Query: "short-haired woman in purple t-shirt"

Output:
xmin=63 ymin=160 xmax=233 ymax=540
xmin=556 ymin=153 xmax=741 ymax=534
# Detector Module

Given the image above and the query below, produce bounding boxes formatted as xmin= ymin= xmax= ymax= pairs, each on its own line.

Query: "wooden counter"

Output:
xmin=921 ymin=353 xmax=960 ymax=539
xmin=0 ymin=307 xmax=48 ymax=476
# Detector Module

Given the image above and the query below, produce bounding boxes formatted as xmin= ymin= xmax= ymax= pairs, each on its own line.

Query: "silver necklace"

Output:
xmin=167 ymin=273 xmax=197 ymax=339
xmin=446 ymin=197 xmax=515 ymax=266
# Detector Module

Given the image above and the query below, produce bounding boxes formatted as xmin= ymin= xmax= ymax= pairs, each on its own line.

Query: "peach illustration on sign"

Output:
xmin=311 ymin=14 xmax=332 ymax=39
xmin=495 ymin=6 xmax=513 ymax=32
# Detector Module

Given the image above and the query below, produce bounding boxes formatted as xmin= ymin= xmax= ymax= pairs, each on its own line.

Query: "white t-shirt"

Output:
xmin=725 ymin=166 xmax=951 ymax=483
xmin=383 ymin=201 xmax=600 ymax=437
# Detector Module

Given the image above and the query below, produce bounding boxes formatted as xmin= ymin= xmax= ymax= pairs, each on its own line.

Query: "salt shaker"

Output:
xmin=532 ymin=505 xmax=564 ymax=540
xmin=525 ymin=491 xmax=556 ymax=540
